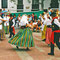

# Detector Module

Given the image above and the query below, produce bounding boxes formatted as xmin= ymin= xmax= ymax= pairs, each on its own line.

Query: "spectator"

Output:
xmin=27 ymin=15 xmax=32 ymax=23
xmin=36 ymin=20 xmax=42 ymax=32
xmin=34 ymin=15 xmax=38 ymax=20
xmin=7 ymin=10 xmax=10 ymax=17
xmin=32 ymin=13 xmax=34 ymax=22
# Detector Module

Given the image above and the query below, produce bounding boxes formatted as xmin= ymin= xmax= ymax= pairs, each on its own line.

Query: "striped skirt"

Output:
xmin=8 ymin=28 xmax=34 ymax=47
xmin=0 ymin=30 xmax=5 ymax=40
xmin=4 ymin=26 xmax=9 ymax=34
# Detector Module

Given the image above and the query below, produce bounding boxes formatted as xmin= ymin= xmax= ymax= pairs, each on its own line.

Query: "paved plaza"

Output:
xmin=0 ymin=29 xmax=60 ymax=60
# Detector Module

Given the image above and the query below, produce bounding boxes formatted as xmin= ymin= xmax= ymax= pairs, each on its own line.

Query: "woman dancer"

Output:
xmin=8 ymin=15 xmax=34 ymax=50
xmin=0 ymin=14 xmax=6 ymax=40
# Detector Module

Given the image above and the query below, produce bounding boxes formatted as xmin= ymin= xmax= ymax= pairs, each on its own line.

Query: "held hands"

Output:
xmin=0 ymin=19 xmax=7 ymax=22
xmin=26 ymin=24 xmax=33 ymax=29
xmin=0 ymin=23 xmax=2 ymax=25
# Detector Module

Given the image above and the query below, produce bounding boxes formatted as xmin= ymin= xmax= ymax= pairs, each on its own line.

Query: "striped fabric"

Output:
xmin=0 ymin=30 xmax=5 ymax=40
xmin=8 ymin=28 xmax=34 ymax=47
xmin=4 ymin=26 xmax=9 ymax=34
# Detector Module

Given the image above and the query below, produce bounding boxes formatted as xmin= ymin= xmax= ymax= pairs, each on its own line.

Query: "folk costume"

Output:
xmin=8 ymin=15 xmax=34 ymax=49
xmin=48 ymin=13 xmax=60 ymax=55
xmin=0 ymin=16 xmax=6 ymax=40
xmin=45 ymin=18 xmax=52 ymax=45
xmin=4 ymin=15 xmax=10 ymax=34
xmin=9 ymin=14 xmax=15 ymax=38
xmin=42 ymin=18 xmax=47 ymax=40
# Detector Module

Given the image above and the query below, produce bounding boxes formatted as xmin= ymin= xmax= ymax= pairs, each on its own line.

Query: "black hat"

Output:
xmin=43 ymin=9 xmax=48 ymax=13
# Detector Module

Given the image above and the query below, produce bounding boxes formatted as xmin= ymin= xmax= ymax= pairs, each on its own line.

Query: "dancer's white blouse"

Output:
xmin=19 ymin=15 xmax=29 ymax=26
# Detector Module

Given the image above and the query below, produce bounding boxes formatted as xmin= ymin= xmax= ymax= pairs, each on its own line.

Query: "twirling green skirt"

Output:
xmin=8 ymin=28 xmax=34 ymax=47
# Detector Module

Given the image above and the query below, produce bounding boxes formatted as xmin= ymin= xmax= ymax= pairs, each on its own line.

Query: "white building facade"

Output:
xmin=0 ymin=0 xmax=60 ymax=13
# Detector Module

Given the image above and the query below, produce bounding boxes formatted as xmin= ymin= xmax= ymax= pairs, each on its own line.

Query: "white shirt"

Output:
xmin=19 ymin=15 xmax=29 ymax=26
xmin=4 ymin=17 xmax=9 ymax=26
xmin=41 ymin=17 xmax=44 ymax=23
xmin=33 ymin=22 xmax=37 ymax=25
xmin=44 ymin=14 xmax=48 ymax=20
xmin=54 ymin=19 xmax=60 ymax=27
xmin=44 ymin=19 xmax=52 ymax=26
xmin=12 ymin=19 xmax=15 ymax=27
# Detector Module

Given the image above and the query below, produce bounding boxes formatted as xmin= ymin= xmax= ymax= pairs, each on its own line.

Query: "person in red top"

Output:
xmin=48 ymin=12 xmax=60 ymax=55
xmin=9 ymin=14 xmax=15 ymax=38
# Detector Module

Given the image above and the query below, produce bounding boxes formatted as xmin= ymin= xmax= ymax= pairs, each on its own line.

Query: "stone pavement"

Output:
xmin=0 ymin=30 xmax=60 ymax=60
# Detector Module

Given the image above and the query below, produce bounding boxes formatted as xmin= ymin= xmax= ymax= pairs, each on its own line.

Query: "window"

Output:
xmin=2 ymin=0 xmax=8 ymax=8
xmin=50 ymin=0 xmax=59 ymax=8
xmin=17 ymin=0 xmax=23 ymax=12
xmin=32 ymin=0 xmax=39 ymax=11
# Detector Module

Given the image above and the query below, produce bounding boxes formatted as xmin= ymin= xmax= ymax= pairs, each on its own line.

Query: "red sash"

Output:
xmin=50 ymin=30 xmax=60 ymax=44
xmin=51 ymin=17 xmax=58 ymax=23
xmin=13 ymin=27 xmax=15 ymax=35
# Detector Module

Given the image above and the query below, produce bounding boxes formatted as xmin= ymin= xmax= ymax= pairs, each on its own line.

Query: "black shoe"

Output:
xmin=48 ymin=44 xmax=51 ymax=47
xmin=26 ymin=47 xmax=29 ymax=50
xmin=58 ymin=47 xmax=60 ymax=50
xmin=16 ymin=46 xmax=19 ymax=49
xmin=6 ymin=33 xmax=8 ymax=34
xmin=48 ymin=53 xmax=54 ymax=56
xmin=42 ymin=39 xmax=46 ymax=42
xmin=9 ymin=36 xmax=11 ymax=38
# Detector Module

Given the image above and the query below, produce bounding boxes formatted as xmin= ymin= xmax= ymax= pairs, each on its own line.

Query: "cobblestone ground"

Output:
xmin=0 ymin=29 xmax=60 ymax=60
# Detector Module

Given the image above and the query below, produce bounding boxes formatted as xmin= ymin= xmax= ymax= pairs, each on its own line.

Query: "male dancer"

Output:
xmin=9 ymin=14 xmax=15 ymax=38
xmin=48 ymin=12 xmax=60 ymax=55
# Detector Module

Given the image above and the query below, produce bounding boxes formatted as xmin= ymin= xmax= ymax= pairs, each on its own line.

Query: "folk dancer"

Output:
xmin=48 ymin=13 xmax=60 ymax=55
xmin=8 ymin=15 xmax=34 ymax=50
xmin=9 ymin=14 xmax=15 ymax=38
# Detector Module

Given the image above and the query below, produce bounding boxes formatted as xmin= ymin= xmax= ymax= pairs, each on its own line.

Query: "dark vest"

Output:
xmin=9 ymin=19 xmax=13 ymax=28
xmin=52 ymin=19 xmax=59 ymax=31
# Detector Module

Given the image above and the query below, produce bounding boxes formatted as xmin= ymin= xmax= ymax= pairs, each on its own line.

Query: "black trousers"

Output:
xmin=50 ymin=32 xmax=60 ymax=54
xmin=9 ymin=28 xmax=14 ymax=37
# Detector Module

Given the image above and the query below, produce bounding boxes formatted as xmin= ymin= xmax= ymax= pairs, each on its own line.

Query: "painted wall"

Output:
xmin=0 ymin=0 xmax=60 ymax=13
xmin=43 ymin=0 xmax=51 ymax=9
xmin=0 ymin=0 xmax=1 ymax=8
xmin=39 ymin=0 xmax=42 ymax=11
xmin=8 ymin=0 xmax=17 ymax=13
xmin=58 ymin=0 xmax=60 ymax=10
xmin=23 ymin=0 xmax=32 ymax=12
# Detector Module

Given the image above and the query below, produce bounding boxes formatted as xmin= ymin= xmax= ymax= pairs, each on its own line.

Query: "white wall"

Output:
xmin=44 ymin=0 xmax=51 ymax=9
xmin=0 ymin=0 xmax=1 ymax=8
xmin=0 ymin=0 xmax=60 ymax=13
xmin=58 ymin=0 xmax=60 ymax=11
xmin=39 ymin=0 xmax=42 ymax=11
xmin=8 ymin=0 xmax=17 ymax=13
xmin=23 ymin=0 xmax=32 ymax=12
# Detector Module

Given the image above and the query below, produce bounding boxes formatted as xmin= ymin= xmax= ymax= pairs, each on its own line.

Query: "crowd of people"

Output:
xmin=0 ymin=8 xmax=60 ymax=55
